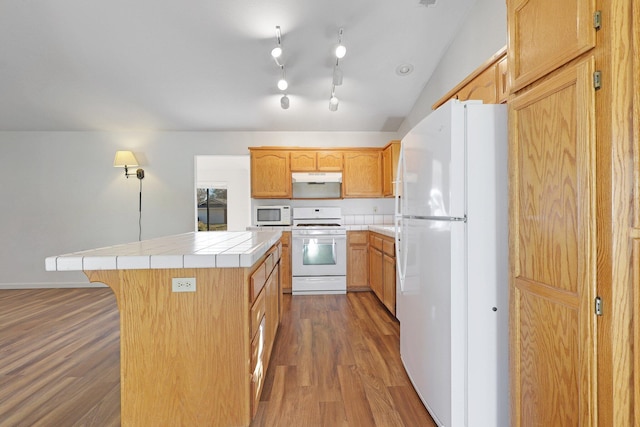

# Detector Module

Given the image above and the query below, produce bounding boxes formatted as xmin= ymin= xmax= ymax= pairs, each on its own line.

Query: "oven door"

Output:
xmin=292 ymin=233 xmax=346 ymax=277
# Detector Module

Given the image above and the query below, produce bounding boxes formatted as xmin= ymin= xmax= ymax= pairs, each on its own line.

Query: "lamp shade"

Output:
xmin=113 ymin=151 xmax=139 ymax=167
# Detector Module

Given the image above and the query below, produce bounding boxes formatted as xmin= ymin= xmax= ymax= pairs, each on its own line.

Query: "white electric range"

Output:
xmin=290 ymin=207 xmax=346 ymax=295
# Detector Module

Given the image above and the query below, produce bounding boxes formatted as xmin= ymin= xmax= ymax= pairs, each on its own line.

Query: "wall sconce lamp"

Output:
xmin=113 ymin=150 xmax=145 ymax=179
xmin=113 ymin=150 xmax=145 ymax=241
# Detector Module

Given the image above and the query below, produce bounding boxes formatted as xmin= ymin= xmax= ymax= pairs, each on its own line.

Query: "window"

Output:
xmin=197 ymin=186 xmax=227 ymax=231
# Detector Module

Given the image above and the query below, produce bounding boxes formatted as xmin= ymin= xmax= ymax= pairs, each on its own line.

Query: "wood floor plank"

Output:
xmin=0 ymin=288 xmax=435 ymax=426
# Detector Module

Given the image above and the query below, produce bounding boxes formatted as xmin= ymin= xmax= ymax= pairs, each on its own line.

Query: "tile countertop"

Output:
xmin=365 ymin=225 xmax=397 ymax=238
xmin=45 ymin=231 xmax=282 ymax=271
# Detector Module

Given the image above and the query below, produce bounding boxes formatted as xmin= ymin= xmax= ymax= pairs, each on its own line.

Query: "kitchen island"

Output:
xmin=46 ymin=231 xmax=283 ymax=427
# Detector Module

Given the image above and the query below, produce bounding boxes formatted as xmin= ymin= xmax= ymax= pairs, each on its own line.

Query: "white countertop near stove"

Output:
xmin=366 ymin=225 xmax=397 ymax=238
xmin=45 ymin=231 xmax=282 ymax=271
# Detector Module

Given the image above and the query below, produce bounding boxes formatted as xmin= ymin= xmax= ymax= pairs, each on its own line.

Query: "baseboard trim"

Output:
xmin=0 ymin=282 xmax=107 ymax=290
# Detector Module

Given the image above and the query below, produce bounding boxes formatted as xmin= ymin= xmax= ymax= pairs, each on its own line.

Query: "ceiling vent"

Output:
xmin=418 ymin=0 xmax=437 ymax=6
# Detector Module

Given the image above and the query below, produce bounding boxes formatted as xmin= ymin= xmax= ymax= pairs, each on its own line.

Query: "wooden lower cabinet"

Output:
xmin=280 ymin=231 xmax=291 ymax=294
xmin=369 ymin=235 xmax=383 ymax=299
xmin=249 ymin=243 xmax=281 ymax=418
xmin=85 ymin=241 xmax=282 ymax=426
xmin=368 ymin=232 xmax=396 ymax=315
xmin=382 ymin=250 xmax=396 ymax=315
xmin=347 ymin=231 xmax=369 ymax=290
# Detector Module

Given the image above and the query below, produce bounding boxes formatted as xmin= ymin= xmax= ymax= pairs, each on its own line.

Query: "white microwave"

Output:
xmin=254 ymin=205 xmax=291 ymax=226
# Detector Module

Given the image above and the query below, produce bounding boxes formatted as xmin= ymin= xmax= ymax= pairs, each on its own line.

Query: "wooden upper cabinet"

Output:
xmin=382 ymin=141 xmax=401 ymax=197
xmin=290 ymin=151 xmax=316 ymax=171
xmin=290 ymin=150 xmax=343 ymax=171
xmin=432 ymin=46 xmax=506 ymax=110
xmin=317 ymin=151 xmax=343 ymax=171
xmin=250 ymin=150 xmax=291 ymax=198
xmin=507 ymin=0 xmax=595 ymax=92
xmin=456 ymin=63 xmax=498 ymax=104
xmin=250 ymin=147 xmax=384 ymax=199
xmin=496 ymin=56 xmax=509 ymax=103
xmin=343 ymin=150 xmax=383 ymax=197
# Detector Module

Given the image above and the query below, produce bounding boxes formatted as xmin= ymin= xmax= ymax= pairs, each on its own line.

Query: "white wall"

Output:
xmin=0 ymin=131 xmax=395 ymax=288
xmin=398 ymin=0 xmax=507 ymax=137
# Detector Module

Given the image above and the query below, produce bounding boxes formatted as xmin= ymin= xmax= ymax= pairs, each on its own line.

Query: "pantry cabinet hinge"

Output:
xmin=595 ymin=296 xmax=603 ymax=316
xmin=593 ymin=11 xmax=602 ymax=30
xmin=593 ymin=71 xmax=602 ymax=90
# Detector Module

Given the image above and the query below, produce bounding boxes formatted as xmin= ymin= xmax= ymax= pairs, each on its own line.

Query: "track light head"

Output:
xmin=280 ymin=95 xmax=290 ymax=109
xmin=329 ymin=95 xmax=339 ymax=111
xmin=335 ymin=28 xmax=346 ymax=58
xmin=271 ymin=46 xmax=282 ymax=59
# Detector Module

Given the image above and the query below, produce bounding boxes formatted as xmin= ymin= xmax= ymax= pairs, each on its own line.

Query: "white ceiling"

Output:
xmin=0 ymin=0 xmax=476 ymax=132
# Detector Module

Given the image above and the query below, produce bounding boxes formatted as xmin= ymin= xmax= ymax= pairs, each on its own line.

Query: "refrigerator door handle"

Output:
xmin=402 ymin=215 xmax=467 ymax=222
xmin=394 ymin=146 xmax=407 ymax=292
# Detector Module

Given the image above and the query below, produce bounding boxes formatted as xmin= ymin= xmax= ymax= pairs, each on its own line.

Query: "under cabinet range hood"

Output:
xmin=292 ymin=172 xmax=342 ymax=199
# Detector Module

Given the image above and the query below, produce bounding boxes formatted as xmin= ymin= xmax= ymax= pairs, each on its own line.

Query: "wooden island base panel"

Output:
xmin=46 ymin=231 xmax=283 ymax=427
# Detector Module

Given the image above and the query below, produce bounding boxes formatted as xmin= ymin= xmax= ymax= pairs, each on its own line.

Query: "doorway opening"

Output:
xmin=194 ymin=156 xmax=251 ymax=231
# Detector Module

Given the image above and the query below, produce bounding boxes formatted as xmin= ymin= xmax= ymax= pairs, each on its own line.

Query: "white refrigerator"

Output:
xmin=394 ymin=100 xmax=509 ymax=426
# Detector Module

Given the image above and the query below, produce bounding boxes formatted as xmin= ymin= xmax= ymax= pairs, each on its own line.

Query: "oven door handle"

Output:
xmin=300 ymin=236 xmax=345 ymax=245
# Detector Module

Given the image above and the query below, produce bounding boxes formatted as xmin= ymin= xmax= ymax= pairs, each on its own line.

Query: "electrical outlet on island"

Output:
xmin=172 ymin=277 xmax=196 ymax=292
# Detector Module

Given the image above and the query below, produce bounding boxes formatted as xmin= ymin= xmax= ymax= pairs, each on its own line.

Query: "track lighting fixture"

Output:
xmin=271 ymin=26 xmax=292 ymax=107
xmin=271 ymin=26 xmax=283 ymax=66
xmin=329 ymin=28 xmax=346 ymax=111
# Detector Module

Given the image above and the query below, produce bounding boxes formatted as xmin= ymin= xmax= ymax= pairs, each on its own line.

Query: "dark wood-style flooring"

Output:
xmin=0 ymin=288 xmax=435 ymax=426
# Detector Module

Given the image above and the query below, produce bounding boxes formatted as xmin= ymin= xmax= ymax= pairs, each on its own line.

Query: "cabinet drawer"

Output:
xmin=369 ymin=234 xmax=383 ymax=250
xmin=250 ymin=316 xmax=265 ymax=373
xmin=250 ymin=316 xmax=266 ymax=417
xmin=383 ymin=240 xmax=395 ymax=257
xmin=250 ymin=289 xmax=266 ymax=339
xmin=250 ymin=262 xmax=267 ymax=303
xmin=264 ymin=252 xmax=275 ymax=277
xmin=349 ymin=232 xmax=368 ymax=245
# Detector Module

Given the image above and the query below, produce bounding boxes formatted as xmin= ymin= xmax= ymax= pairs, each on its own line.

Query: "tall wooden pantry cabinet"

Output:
xmin=507 ymin=0 xmax=637 ymax=425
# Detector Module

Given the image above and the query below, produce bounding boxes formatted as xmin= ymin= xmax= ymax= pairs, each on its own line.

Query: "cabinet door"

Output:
xmin=280 ymin=232 xmax=291 ymax=294
xmin=496 ymin=56 xmax=509 ymax=103
xmin=455 ymin=63 xmax=498 ymax=104
xmin=317 ymin=151 xmax=343 ymax=171
xmin=382 ymin=141 xmax=400 ymax=197
xmin=509 ymin=57 xmax=596 ymax=426
xmin=347 ymin=231 xmax=369 ymax=290
xmin=343 ymin=151 xmax=383 ymax=197
xmin=369 ymin=247 xmax=383 ymax=300
xmin=250 ymin=151 xmax=291 ymax=198
xmin=290 ymin=151 xmax=316 ymax=171
xmin=382 ymin=253 xmax=396 ymax=316
xmin=508 ymin=0 xmax=595 ymax=92
xmin=265 ymin=267 xmax=279 ymax=348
